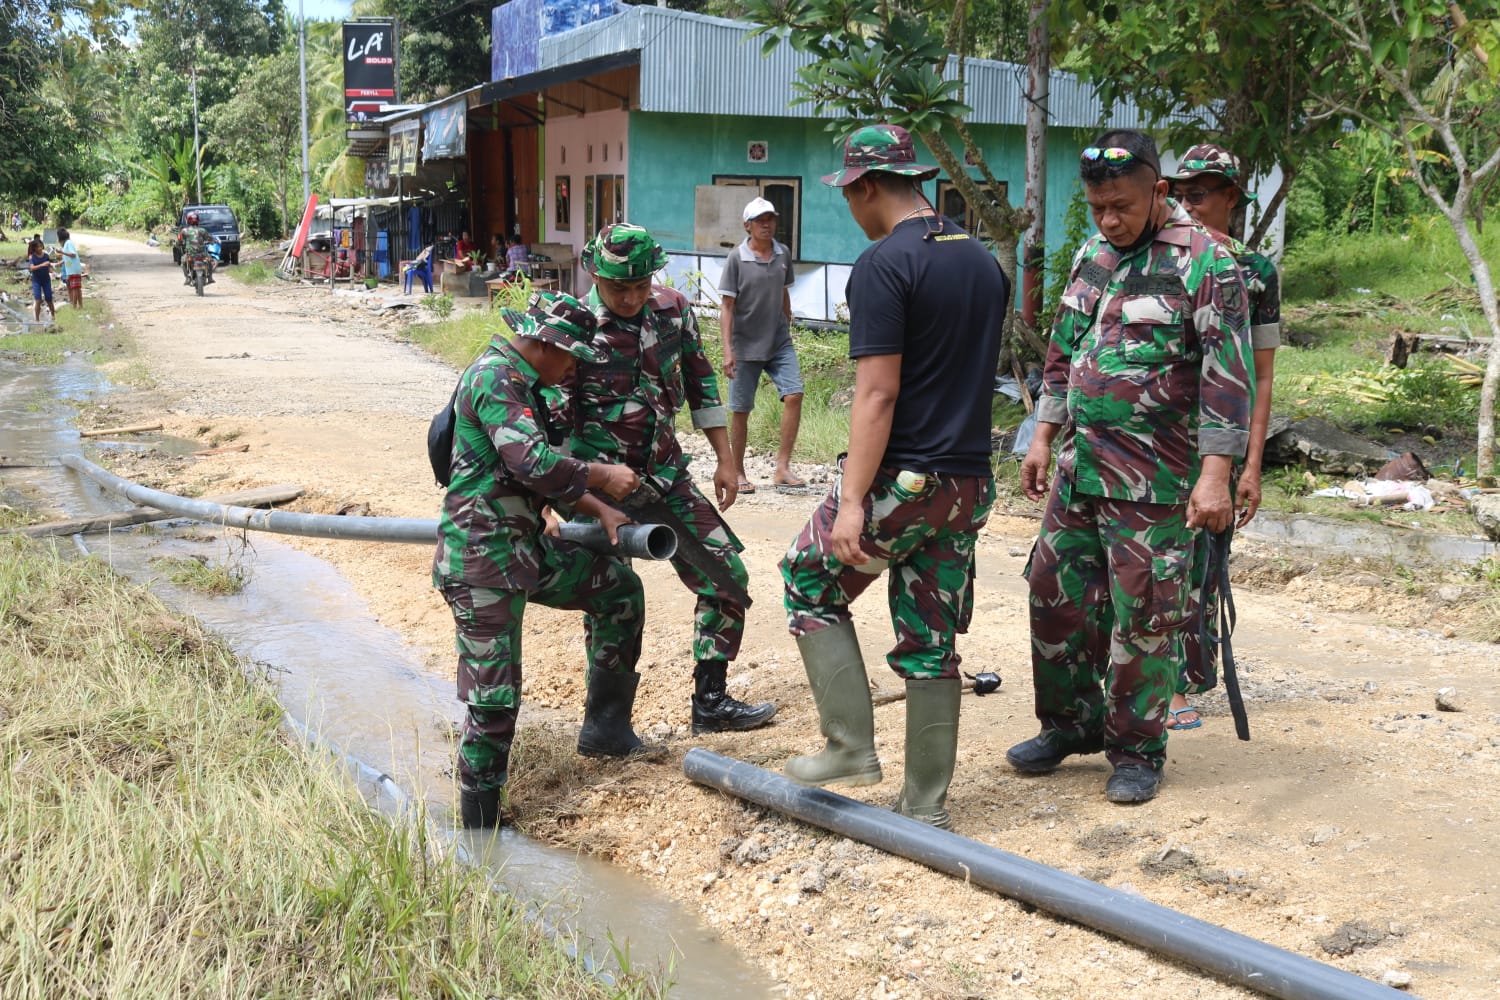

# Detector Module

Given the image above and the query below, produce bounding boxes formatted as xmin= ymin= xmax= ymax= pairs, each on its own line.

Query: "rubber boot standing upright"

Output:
xmin=784 ymin=622 xmax=882 ymax=787
xmin=895 ymin=677 xmax=961 ymax=829
xmin=577 ymin=668 xmax=661 ymax=758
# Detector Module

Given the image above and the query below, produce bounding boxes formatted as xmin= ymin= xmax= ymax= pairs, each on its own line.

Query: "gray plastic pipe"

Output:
xmin=555 ymin=521 xmax=677 ymax=560
xmin=683 ymin=749 xmax=1405 ymax=1000
xmin=61 ymin=454 xmax=439 ymax=544
xmin=61 ymin=454 xmax=675 ymax=559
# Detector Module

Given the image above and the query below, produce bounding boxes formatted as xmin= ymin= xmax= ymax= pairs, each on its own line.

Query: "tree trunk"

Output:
xmin=1021 ymin=0 xmax=1049 ymax=325
xmin=1449 ymin=219 xmax=1500 ymax=474
xmin=1247 ymin=167 xmax=1294 ymax=252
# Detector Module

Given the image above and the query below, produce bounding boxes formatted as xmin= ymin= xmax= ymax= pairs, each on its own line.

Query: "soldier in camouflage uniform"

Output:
xmin=1164 ymin=143 xmax=1282 ymax=729
xmin=556 ymin=223 xmax=777 ymax=735
xmin=433 ymin=291 xmax=646 ymax=829
xmin=179 ymin=212 xmax=217 ymax=286
xmin=779 ymin=124 xmax=1007 ymax=830
xmin=1006 ymin=129 xmax=1253 ymax=804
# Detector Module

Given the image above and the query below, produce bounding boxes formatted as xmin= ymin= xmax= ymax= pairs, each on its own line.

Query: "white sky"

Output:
xmin=286 ymin=0 xmax=356 ymax=22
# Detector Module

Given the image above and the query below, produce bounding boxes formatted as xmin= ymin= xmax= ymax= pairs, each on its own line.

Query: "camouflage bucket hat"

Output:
xmin=822 ymin=124 xmax=939 ymax=187
xmin=1168 ymin=143 xmax=1255 ymax=205
xmin=509 ymin=290 xmax=606 ymax=363
xmin=581 ymin=223 xmax=668 ymax=281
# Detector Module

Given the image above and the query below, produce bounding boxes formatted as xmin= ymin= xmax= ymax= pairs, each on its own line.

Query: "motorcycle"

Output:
xmin=184 ymin=240 xmax=221 ymax=296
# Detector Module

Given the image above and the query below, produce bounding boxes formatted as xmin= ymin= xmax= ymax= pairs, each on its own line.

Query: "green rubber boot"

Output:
xmin=784 ymin=622 xmax=882 ymax=787
xmin=895 ymin=677 xmax=961 ymax=830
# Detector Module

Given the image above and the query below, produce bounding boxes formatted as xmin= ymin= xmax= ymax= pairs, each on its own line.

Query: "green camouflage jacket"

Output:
xmin=1209 ymin=230 xmax=1281 ymax=351
xmin=432 ymin=339 xmax=590 ymax=590
xmin=553 ymin=285 xmax=727 ymax=483
xmin=1039 ymin=200 xmax=1254 ymax=504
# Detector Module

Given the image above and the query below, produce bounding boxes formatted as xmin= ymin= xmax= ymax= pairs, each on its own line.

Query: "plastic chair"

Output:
xmin=402 ymin=246 xmax=434 ymax=294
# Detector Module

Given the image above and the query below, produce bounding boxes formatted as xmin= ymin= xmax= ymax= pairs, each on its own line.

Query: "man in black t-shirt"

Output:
xmin=778 ymin=123 xmax=1008 ymax=830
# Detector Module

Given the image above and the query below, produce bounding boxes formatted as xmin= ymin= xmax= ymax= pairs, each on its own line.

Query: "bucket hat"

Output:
xmin=508 ymin=290 xmax=605 ymax=362
xmin=821 ymin=124 xmax=939 ymax=187
xmin=581 ymin=223 xmax=668 ymax=282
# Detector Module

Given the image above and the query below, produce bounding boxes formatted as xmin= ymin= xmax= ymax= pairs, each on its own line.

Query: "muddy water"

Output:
xmin=0 ymin=357 xmax=777 ymax=998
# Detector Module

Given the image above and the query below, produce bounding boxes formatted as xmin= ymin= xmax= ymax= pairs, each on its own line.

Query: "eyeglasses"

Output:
xmin=1081 ymin=147 xmax=1137 ymax=164
xmin=1171 ymin=183 xmax=1230 ymax=205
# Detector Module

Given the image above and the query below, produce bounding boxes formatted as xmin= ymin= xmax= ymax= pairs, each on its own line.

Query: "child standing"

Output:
xmin=27 ymin=239 xmax=56 ymax=323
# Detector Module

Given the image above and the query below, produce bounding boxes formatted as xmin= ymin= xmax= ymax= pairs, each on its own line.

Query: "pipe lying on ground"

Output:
xmin=61 ymin=454 xmax=440 ymax=544
xmin=555 ymin=521 xmax=677 ymax=560
xmin=683 ymin=749 xmax=1405 ymax=1000
xmin=60 ymin=455 xmax=677 ymax=560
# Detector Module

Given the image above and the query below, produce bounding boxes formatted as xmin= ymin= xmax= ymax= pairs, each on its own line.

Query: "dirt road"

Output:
xmin=79 ymin=233 xmax=1500 ymax=998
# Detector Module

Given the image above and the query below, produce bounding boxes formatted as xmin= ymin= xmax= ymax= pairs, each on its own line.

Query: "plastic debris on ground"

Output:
xmin=1311 ymin=479 xmax=1436 ymax=511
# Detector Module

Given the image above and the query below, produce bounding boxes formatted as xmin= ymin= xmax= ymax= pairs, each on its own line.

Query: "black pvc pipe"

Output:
xmin=555 ymin=521 xmax=677 ymax=561
xmin=682 ymin=749 xmax=1405 ymax=1000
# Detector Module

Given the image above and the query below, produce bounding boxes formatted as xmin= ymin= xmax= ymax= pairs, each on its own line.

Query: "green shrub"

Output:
xmin=422 ymin=292 xmax=455 ymax=319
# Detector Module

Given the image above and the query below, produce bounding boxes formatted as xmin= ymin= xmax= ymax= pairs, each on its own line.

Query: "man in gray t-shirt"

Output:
xmin=720 ymin=197 xmax=804 ymax=493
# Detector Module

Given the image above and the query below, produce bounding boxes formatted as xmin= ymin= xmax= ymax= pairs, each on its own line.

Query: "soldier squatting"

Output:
xmin=433 ymin=124 xmax=1258 ymax=828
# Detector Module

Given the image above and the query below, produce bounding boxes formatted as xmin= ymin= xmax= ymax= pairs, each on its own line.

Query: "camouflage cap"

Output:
xmin=581 ymin=223 xmax=668 ymax=282
xmin=1167 ymin=143 xmax=1254 ymax=204
xmin=508 ymin=290 xmax=606 ymax=363
xmin=821 ymin=124 xmax=939 ymax=187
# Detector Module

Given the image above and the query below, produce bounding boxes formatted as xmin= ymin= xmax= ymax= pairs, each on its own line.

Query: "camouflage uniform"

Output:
xmin=1181 ymin=229 xmax=1280 ymax=691
xmin=780 ymin=123 xmax=1006 ymax=830
xmin=555 ymin=261 xmax=747 ymax=665
xmin=180 ymin=224 xmax=214 ymax=283
xmin=1028 ymin=199 xmax=1254 ymax=771
xmin=782 ymin=467 xmax=995 ymax=679
xmin=433 ymin=305 xmax=642 ymax=795
xmin=1167 ymin=145 xmax=1282 ymax=696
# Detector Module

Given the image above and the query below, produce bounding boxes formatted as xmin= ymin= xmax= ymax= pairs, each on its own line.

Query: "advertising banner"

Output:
xmin=421 ymin=98 xmax=467 ymax=162
xmin=344 ymin=21 xmax=397 ymax=124
xmin=389 ymin=119 xmax=420 ymax=177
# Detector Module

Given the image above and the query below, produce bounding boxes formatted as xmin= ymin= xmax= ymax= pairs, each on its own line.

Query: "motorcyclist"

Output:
xmin=180 ymin=212 xmax=218 ymax=285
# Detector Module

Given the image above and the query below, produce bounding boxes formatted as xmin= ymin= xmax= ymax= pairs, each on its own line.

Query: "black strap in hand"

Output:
xmin=1199 ymin=528 xmax=1250 ymax=741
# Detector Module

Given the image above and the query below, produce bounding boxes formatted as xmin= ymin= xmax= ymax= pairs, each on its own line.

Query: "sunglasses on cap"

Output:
xmin=1171 ymin=182 xmax=1231 ymax=205
xmin=1081 ymin=147 xmax=1137 ymax=164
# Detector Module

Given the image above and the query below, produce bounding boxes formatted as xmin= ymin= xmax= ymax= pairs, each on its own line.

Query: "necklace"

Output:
xmin=895 ymin=205 xmax=934 ymax=226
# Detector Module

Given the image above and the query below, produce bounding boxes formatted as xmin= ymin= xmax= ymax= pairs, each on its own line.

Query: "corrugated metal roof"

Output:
xmin=533 ymin=6 xmax=1158 ymax=128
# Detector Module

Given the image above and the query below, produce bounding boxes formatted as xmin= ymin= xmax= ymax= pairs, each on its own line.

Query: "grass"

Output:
xmin=149 ymin=553 xmax=247 ymax=596
xmin=0 ymin=534 xmax=657 ymax=998
xmin=1277 ymin=217 xmax=1499 ymax=475
xmin=1 ymin=299 xmax=111 ymax=363
xmin=231 ymin=260 xmax=275 ymax=285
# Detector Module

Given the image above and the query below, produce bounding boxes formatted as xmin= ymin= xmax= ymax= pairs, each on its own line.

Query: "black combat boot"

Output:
xmin=459 ymin=786 xmax=502 ymax=829
xmin=1105 ymin=762 xmax=1162 ymax=804
xmin=1005 ymin=729 xmax=1105 ymax=774
xmin=577 ymin=668 xmax=665 ymax=759
xmin=691 ymin=660 xmax=777 ymax=734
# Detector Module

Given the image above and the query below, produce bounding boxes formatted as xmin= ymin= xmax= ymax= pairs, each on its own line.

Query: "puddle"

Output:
xmin=1243 ymin=510 xmax=1498 ymax=565
xmin=1 ymin=355 xmax=778 ymax=998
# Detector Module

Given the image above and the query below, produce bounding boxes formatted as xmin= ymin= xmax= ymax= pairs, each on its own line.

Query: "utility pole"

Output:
xmin=1021 ymin=0 xmax=1049 ymax=328
xmin=299 ymin=0 xmax=311 ymax=207
xmin=192 ymin=61 xmax=203 ymax=203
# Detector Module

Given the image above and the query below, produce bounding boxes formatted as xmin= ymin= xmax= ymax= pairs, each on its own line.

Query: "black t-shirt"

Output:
xmin=847 ymin=216 xmax=1008 ymax=476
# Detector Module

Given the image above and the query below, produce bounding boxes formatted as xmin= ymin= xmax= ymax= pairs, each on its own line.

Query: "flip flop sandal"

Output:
xmin=736 ymin=481 xmax=756 ymax=494
xmin=1167 ymin=707 xmax=1203 ymax=731
xmin=774 ymin=479 xmax=810 ymax=494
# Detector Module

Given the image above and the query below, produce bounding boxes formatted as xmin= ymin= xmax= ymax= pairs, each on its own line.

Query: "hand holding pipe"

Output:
xmin=554 ymin=521 xmax=677 ymax=561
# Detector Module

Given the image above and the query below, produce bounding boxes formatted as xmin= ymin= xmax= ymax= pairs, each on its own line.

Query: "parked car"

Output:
xmin=173 ymin=204 xmax=242 ymax=265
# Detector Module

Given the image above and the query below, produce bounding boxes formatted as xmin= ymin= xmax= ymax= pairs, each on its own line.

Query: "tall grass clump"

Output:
xmin=405 ymin=308 xmax=511 ymax=371
xmin=0 ymin=535 xmax=655 ymax=999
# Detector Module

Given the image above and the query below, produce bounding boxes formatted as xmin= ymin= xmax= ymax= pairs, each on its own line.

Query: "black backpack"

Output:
xmin=427 ymin=382 xmax=461 ymax=487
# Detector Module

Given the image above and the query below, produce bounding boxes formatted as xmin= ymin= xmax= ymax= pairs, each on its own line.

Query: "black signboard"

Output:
xmin=344 ymin=21 xmax=397 ymax=125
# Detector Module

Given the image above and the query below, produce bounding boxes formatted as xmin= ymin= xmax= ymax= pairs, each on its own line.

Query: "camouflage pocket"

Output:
xmin=1118 ymin=296 xmax=1185 ymax=365
xmin=1145 ymin=551 xmax=1191 ymax=632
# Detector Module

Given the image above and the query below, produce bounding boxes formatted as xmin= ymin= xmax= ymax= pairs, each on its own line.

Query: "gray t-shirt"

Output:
xmin=719 ymin=238 xmax=794 ymax=362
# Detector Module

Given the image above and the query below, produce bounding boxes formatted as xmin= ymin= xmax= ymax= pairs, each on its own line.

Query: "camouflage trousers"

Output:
xmin=781 ymin=464 xmax=994 ymax=680
xmin=1026 ymin=479 xmax=1197 ymax=769
xmin=437 ymin=539 xmax=644 ymax=792
xmin=660 ymin=474 xmax=749 ymax=664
